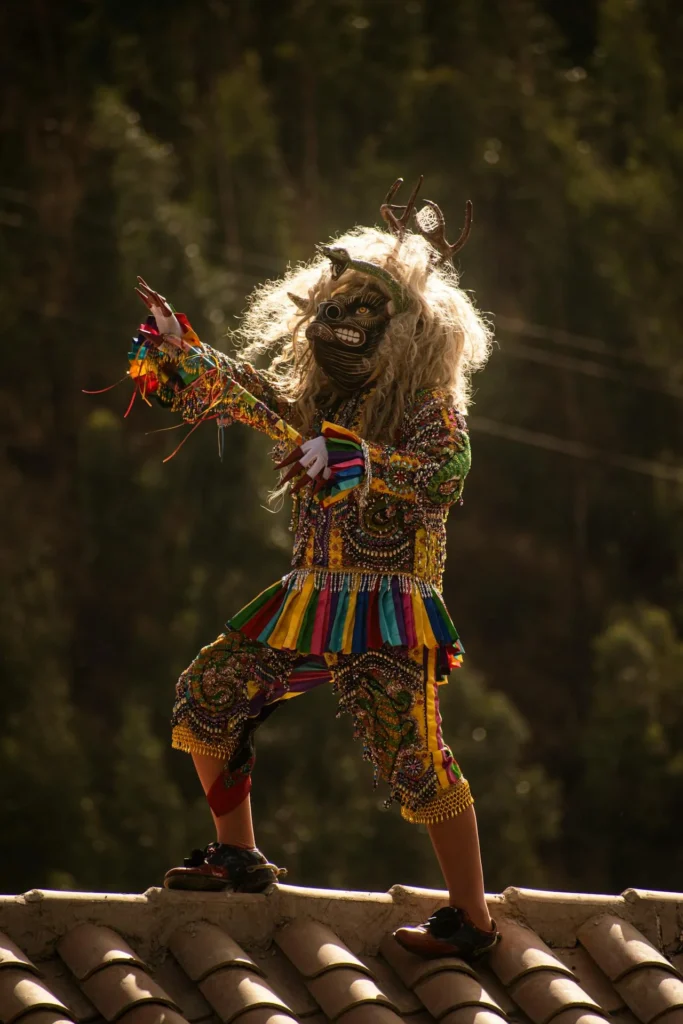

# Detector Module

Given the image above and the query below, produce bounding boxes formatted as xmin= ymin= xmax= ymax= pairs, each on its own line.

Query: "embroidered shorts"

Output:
xmin=171 ymin=629 xmax=472 ymax=825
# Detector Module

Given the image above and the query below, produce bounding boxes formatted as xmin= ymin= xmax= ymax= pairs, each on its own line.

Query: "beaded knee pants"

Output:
xmin=171 ymin=629 xmax=472 ymax=824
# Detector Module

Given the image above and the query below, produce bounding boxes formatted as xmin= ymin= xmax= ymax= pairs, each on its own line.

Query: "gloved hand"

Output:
xmin=275 ymin=435 xmax=332 ymax=494
xmin=135 ymin=277 xmax=187 ymax=348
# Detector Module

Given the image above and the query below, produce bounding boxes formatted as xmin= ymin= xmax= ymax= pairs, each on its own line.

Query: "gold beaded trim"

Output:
xmin=171 ymin=725 xmax=233 ymax=761
xmin=286 ymin=566 xmax=440 ymax=596
xmin=401 ymin=779 xmax=473 ymax=825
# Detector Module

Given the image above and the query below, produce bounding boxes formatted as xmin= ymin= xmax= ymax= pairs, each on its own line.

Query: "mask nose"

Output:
xmin=317 ymin=300 xmax=344 ymax=323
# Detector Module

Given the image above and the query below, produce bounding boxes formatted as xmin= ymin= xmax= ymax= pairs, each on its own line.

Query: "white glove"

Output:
xmin=299 ymin=436 xmax=332 ymax=480
xmin=135 ymin=277 xmax=182 ymax=340
xmin=153 ymin=307 xmax=182 ymax=337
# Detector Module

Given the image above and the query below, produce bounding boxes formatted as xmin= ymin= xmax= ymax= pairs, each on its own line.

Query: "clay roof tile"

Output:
xmin=507 ymin=972 xmax=607 ymax=1024
xmin=1 ymin=884 xmax=683 ymax=1024
xmin=577 ymin=916 xmax=680 ymax=983
xmin=608 ymin=1011 xmax=646 ymax=1024
xmin=489 ymin=921 xmax=575 ymax=988
xmin=116 ymin=1008 xmax=191 ymax=1024
xmin=275 ymin=920 xmax=371 ymax=980
xmin=0 ymin=932 xmax=41 ymax=975
xmin=440 ymin=1010 xmax=513 ymax=1024
xmin=542 ymin=1012 xmax=609 ymax=1024
xmin=58 ymin=926 xmax=147 ymax=983
xmin=305 ymin=965 xmax=398 ymax=1019
xmin=338 ymin=1006 xmax=405 ymax=1024
xmin=205 ymin=1012 xmax=297 ymax=1024
xmin=379 ymin=933 xmax=477 ymax=990
xmin=360 ymin=955 xmax=423 ymax=1014
xmin=9 ymin=1014 xmax=75 ymax=1024
xmin=554 ymin=949 xmax=625 ymax=1015
xmin=0 ymin=968 xmax=73 ymax=1024
xmin=152 ymin=956 xmax=215 ymax=1023
xmin=249 ymin=948 xmax=320 ymax=1018
xmin=614 ymin=968 xmax=683 ymax=1023
xmin=169 ymin=925 xmax=262 ymax=984
xmin=412 ymin=969 xmax=507 ymax=1022
xmin=80 ymin=964 xmax=182 ymax=1022
xmin=39 ymin=957 xmax=100 ymax=1022
xmin=198 ymin=965 xmax=293 ymax=1023
xmin=475 ymin=964 xmax=520 ymax=1017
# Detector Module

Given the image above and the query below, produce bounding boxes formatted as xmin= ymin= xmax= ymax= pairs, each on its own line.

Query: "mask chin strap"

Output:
xmin=316 ymin=245 xmax=411 ymax=315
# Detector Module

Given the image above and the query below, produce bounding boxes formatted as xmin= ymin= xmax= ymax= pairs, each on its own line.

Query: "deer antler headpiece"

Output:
xmin=381 ymin=176 xmax=473 ymax=265
xmin=314 ymin=177 xmax=473 ymax=315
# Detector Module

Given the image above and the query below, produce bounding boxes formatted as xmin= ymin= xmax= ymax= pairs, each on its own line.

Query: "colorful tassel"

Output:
xmin=227 ymin=569 xmax=464 ymax=663
xmin=318 ymin=421 xmax=366 ymax=506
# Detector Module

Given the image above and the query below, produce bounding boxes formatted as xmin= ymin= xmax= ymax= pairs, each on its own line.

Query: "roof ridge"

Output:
xmin=0 ymin=884 xmax=681 ymax=1024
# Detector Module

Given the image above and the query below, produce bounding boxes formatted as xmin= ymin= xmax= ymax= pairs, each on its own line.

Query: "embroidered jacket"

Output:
xmin=129 ymin=315 xmax=471 ymax=664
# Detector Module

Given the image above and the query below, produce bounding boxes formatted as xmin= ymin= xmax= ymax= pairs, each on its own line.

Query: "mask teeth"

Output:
xmin=334 ymin=327 xmax=363 ymax=345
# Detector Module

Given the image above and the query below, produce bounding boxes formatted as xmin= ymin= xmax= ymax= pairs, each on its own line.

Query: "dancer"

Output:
xmin=128 ymin=178 xmax=498 ymax=959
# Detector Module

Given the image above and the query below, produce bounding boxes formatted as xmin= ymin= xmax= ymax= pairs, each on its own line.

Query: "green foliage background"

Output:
xmin=2 ymin=0 xmax=683 ymax=895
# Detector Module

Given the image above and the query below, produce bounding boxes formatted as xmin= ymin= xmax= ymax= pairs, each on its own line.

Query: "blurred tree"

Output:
xmin=575 ymin=603 xmax=683 ymax=892
xmin=0 ymin=674 xmax=101 ymax=891
xmin=1 ymin=0 xmax=682 ymax=896
xmin=99 ymin=702 xmax=206 ymax=893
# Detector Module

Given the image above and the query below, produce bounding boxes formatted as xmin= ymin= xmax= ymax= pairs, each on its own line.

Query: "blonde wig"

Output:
xmin=233 ymin=224 xmax=492 ymax=444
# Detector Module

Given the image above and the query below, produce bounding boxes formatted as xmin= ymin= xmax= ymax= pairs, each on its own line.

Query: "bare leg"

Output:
xmin=192 ymin=752 xmax=256 ymax=849
xmin=427 ymin=803 xmax=492 ymax=931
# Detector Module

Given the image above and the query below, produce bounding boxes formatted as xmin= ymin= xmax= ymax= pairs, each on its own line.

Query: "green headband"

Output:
xmin=316 ymin=245 xmax=410 ymax=314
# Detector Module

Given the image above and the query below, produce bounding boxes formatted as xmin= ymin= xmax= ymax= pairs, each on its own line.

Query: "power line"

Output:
xmin=471 ymin=415 xmax=683 ymax=485
xmin=0 ymin=186 xmax=669 ymax=348
xmin=200 ymin=246 xmax=672 ymax=377
xmin=3 ymin=196 xmax=683 ymax=408
xmin=498 ymin=338 xmax=683 ymax=400
xmin=223 ymin=257 xmax=683 ymax=399
xmin=10 ymin=301 xmax=683 ymax=485
xmin=495 ymin=314 xmax=662 ymax=370
xmin=0 ymin=193 xmax=676 ymax=383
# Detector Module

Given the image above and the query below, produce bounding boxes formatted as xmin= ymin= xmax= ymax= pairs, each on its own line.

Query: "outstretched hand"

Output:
xmin=275 ymin=436 xmax=332 ymax=494
xmin=135 ymin=277 xmax=187 ymax=349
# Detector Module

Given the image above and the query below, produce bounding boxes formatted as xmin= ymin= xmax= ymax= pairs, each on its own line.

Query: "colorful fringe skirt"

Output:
xmin=228 ymin=568 xmax=464 ymax=667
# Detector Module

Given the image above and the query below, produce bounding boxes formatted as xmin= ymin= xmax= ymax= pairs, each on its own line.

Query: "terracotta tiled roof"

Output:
xmin=0 ymin=883 xmax=682 ymax=1024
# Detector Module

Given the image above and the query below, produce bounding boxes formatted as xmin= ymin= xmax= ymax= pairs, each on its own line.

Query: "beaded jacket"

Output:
xmin=129 ymin=315 xmax=471 ymax=665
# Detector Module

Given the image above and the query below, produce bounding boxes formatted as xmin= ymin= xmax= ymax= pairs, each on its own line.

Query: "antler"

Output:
xmin=414 ymin=199 xmax=473 ymax=264
xmin=380 ymin=176 xmax=424 ymax=238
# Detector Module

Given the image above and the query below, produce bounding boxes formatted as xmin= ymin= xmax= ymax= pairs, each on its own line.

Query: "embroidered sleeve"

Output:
xmin=128 ymin=313 xmax=298 ymax=443
xmin=318 ymin=389 xmax=471 ymax=508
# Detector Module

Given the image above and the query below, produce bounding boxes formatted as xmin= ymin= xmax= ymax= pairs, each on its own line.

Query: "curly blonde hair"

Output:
xmin=234 ymin=225 xmax=492 ymax=443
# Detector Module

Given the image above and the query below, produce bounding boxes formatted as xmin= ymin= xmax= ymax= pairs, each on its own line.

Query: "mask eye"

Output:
xmin=356 ymin=305 xmax=370 ymax=315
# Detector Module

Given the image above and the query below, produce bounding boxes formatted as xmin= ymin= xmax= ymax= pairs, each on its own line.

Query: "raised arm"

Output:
xmin=129 ymin=279 xmax=296 ymax=443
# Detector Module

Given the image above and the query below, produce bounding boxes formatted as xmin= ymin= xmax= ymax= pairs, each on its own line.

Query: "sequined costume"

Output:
xmin=128 ymin=316 xmax=473 ymax=824
xmin=127 ymin=178 xmax=489 ymax=826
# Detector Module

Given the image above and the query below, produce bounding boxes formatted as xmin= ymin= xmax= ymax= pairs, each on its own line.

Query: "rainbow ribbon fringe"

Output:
xmin=228 ymin=569 xmax=464 ymax=666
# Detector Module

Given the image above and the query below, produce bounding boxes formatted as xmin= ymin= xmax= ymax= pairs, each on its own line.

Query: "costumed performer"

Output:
xmin=127 ymin=177 xmax=499 ymax=960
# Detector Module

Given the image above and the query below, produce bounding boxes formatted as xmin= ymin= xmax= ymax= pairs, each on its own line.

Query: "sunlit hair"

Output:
xmin=233 ymin=225 xmax=492 ymax=443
